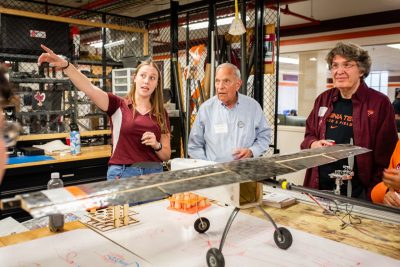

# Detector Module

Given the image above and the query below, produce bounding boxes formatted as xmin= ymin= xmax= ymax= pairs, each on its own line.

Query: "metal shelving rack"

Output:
xmin=0 ymin=52 xmax=75 ymax=135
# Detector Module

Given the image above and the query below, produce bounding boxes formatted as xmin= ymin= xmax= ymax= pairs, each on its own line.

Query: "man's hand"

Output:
xmin=232 ymin=148 xmax=253 ymax=160
xmin=383 ymin=168 xmax=400 ymax=189
xmin=383 ymin=189 xmax=400 ymax=207
xmin=310 ymin=140 xmax=335 ymax=148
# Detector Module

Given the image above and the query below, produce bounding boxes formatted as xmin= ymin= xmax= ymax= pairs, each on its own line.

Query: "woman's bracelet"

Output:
xmin=154 ymin=142 xmax=162 ymax=152
xmin=61 ymin=61 xmax=70 ymax=70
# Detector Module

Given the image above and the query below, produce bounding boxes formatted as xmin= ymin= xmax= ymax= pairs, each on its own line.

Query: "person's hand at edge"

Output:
xmin=383 ymin=189 xmax=400 ymax=207
xmin=383 ymin=168 xmax=400 ymax=189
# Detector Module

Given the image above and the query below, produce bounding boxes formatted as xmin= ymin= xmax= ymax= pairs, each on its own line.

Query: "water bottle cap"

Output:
xmin=51 ymin=172 xmax=60 ymax=179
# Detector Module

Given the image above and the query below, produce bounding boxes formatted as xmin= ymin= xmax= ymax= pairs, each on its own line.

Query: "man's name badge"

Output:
xmin=214 ymin=123 xmax=228 ymax=134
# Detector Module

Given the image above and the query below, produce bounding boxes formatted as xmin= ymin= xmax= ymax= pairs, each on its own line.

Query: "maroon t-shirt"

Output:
xmin=106 ymin=93 xmax=170 ymax=165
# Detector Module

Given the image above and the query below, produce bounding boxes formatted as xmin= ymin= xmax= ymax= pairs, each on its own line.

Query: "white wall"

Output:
xmin=276 ymin=125 xmax=306 ymax=185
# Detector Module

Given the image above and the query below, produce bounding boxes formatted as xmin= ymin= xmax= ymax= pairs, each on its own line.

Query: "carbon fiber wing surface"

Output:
xmin=5 ymin=144 xmax=370 ymax=217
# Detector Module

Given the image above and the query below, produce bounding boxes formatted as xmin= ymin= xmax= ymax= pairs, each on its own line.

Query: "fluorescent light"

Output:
xmin=104 ymin=39 xmax=125 ymax=49
xmin=387 ymin=44 xmax=400 ymax=49
xmin=90 ymin=41 xmax=103 ymax=48
xmin=90 ymin=39 xmax=127 ymax=49
xmin=278 ymin=57 xmax=299 ymax=65
xmin=182 ymin=16 xmax=249 ymax=30
xmin=309 ymin=57 xmax=317 ymax=61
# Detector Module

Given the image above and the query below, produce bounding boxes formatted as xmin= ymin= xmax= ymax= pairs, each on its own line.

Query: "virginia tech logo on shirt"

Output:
xmin=327 ymin=112 xmax=353 ymax=128
xmin=367 ymin=109 xmax=374 ymax=117
xmin=396 ymin=163 xmax=400 ymax=170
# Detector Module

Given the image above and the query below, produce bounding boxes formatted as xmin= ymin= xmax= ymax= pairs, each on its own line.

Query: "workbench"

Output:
xmin=1 ymin=201 xmax=398 ymax=266
xmin=1 ymin=145 xmax=111 ymax=221
xmin=243 ymin=202 xmax=400 ymax=260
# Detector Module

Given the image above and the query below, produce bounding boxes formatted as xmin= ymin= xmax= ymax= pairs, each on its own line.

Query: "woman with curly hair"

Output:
xmin=301 ymin=42 xmax=397 ymax=200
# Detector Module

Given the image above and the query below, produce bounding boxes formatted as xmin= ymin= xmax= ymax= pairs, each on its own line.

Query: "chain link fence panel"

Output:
xmin=149 ymin=1 xmax=279 ymax=156
xmin=1 ymin=0 xmax=279 ymax=153
xmin=0 ymin=0 xmax=146 ymax=135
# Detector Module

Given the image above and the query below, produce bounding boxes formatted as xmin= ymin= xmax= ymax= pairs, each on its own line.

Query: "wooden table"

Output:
xmin=0 ymin=221 xmax=86 ymax=247
xmin=6 ymin=144 xmax=112 ymax=169
xmin=243 ymin=203 xmax=400 ymax=260
xmin=1 ymin=202 xmax=399 ymax=260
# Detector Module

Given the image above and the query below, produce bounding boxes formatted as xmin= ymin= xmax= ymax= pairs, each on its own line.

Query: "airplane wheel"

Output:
xmin=194 ymin=217 xmax=210 ymax=233
xmin=273 ymin=227 xmax=293 ymax=250
xmin=206 ymin=247 xmax=225 ymax=267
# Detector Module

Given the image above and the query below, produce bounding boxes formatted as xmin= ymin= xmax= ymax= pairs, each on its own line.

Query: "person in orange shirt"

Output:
xmin=371 ymin=140 xmax=400 ymax=207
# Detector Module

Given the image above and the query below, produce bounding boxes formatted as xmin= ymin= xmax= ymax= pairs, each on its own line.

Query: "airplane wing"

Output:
xmin=1 ymin=144 xmax=370 ymax=218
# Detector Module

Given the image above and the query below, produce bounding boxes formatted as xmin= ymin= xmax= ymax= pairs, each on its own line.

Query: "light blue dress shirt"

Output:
xmin=188 ymin=93 xmax=272 ymax=162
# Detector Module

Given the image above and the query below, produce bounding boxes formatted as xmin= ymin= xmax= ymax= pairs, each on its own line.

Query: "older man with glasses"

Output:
xmin=301 ymin=42 xmax=398 ymax=201
xmin=0 ymin=65 xmax=20 ymax=183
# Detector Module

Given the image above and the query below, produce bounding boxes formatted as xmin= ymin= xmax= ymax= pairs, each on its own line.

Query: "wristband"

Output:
xmin=154 ymin=142 xmax=162 ymax=152
xmin=61 ymin=61 xmax=70 ymax=70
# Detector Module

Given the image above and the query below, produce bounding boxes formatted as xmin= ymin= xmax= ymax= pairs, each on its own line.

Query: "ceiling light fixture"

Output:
xmin=387 ymin=44 xmax=400 ymax=49
xmin=182 ymin=16 xmax=249 ymax=30
xmin=278 ymin=57 xmax=299 ymax=65
xmin=228 ymin=0 xmax=246 ymax=36
xmin=89 ymin=40 xmax=102 ymax=48
xmin=104 ymin=40 xmax=125 ymax=49
xmin=90 ymin=39 xmax=126 ymax=49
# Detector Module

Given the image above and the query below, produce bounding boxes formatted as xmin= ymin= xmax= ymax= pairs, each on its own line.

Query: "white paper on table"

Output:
xmin=0 ymin=217 xmax=29 ymax=237
xmin=104 ymin=201 xmax=400 ymax=267
xmin=0 ymin=228 xmax=152 ymax=267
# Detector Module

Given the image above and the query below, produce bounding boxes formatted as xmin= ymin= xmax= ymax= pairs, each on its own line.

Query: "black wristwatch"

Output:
xmin=154 ymin=142 xmax=162 ymax=152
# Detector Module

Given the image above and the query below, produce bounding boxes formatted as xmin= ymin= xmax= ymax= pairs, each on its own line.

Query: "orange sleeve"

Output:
xmin=371 ymin=139 xmax=400 ymax=203
xmin=389 ymin=140 xmax=400 ymax=169
xmin=371 ymin=182 xmax=387 ymax=204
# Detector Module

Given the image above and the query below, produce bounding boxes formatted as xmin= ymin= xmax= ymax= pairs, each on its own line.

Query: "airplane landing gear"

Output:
xmin=273 ymin=227 xmax=293 ymax=249
xmin=194 ymin=217 xmax=210 ymax=233
xmin=206 ymin=207 xmax=240 ymax=267
xmin=206 ymin=247 xmax=224 ymax=267
xmin=257 ymin=205 xmax=293 ymax=249
xmin=206 ymin=206 xmax=293 ymax=267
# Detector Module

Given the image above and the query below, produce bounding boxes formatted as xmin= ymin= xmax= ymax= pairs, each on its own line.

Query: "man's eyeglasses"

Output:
xmin=1 ymin=121 xmax=21 ymax=148
xmin=330 ymin=62 xmax=357 ymax=71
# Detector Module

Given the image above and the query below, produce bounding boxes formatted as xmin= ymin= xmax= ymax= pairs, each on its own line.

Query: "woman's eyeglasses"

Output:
xmin=1 ymin=121 xmax=21 ymax=148
xmin=330 ymin=62 xmax=357 ymax=70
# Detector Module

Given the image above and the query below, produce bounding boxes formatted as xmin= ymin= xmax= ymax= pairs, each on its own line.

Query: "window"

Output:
xmin=364 ymin=71 xmax=388 ymax=95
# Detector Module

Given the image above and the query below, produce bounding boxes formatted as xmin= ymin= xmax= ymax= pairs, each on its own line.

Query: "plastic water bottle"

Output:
xmin=47 ymin=172 xmax=64 ymax=232
xmin=70 ymin=120 xmax=81 ymax=155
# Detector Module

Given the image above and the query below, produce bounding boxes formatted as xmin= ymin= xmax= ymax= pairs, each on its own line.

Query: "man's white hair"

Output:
xmin=216 ymin=63 xmax=241 ymax=80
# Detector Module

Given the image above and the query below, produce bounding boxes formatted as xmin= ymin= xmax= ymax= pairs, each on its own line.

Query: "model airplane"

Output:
xmin=0 ymin=144 xmax=372 ymax=267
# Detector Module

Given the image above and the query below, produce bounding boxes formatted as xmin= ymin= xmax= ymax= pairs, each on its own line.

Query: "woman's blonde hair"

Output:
xmin=127 ymin=61 xmax=169 ymax=134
